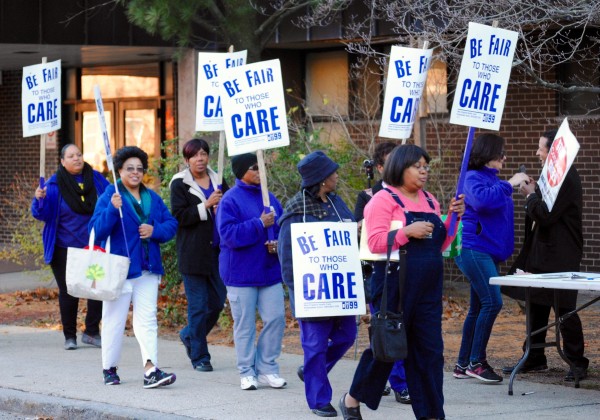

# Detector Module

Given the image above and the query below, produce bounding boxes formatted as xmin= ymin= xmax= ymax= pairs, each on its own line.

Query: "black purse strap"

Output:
xmin=380 ymin=230 xmax=407 ymax=317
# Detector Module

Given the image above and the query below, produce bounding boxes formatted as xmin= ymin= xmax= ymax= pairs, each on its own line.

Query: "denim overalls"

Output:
xmin=350 ymin=189 xmax=447 ymax=419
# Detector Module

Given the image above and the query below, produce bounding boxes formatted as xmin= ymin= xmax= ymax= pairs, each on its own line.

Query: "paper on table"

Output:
xmin=359 ymin=220 xmax=403 ymax=262
xmin=563 ymin=273 xmax=600 ymax=281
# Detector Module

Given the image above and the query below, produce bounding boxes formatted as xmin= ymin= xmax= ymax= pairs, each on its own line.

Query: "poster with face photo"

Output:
xmin=537 ymin=118 xmax=580 ymax=211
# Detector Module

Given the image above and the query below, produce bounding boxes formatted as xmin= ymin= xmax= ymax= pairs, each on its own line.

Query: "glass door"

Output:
xmin=76 ymin=101 xmax=116 ymax=176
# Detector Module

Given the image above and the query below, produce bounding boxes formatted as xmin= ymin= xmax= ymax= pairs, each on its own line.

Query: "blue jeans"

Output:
xmin=227 ymin=283 xmax=285 ymax=377
xmin=455 ymin=248 xmax=503 ymax=365
xmin=180 ymin=270 xmax=226 ymax=367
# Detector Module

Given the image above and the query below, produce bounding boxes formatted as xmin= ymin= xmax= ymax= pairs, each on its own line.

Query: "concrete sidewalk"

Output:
xmin=1 ymin=325 xmax=599 ymax=419
xmin=0 ymin=269 xmax=53 ymax=293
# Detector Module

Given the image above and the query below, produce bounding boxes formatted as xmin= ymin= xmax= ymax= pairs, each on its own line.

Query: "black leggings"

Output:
xmin=50 ymin=247 xmax=103 ymax=340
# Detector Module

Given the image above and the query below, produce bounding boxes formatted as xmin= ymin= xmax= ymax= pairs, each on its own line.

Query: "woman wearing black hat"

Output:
xmin=216 ymin=153 xmax=287 ymax=391
xmin=278 ymin=150 xmax=357 ymax=417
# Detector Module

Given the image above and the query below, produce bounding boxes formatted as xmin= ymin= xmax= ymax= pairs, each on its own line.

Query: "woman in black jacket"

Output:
xmin=170 ymin=138 xmax=228 ymax=372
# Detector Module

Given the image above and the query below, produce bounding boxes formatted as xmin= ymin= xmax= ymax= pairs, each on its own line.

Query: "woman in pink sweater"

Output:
xmin=339 ymin=144 xmax=464 ymax=420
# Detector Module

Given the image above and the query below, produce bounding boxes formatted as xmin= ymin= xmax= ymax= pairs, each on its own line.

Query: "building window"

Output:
xmin=560 ymin=59 xmax=600 ymax=116
xmin=425 ymin=60 xmax=448 ymax=115
xmin=305 ymin=51 xmax=349 ymax=116
xmin=81 ymin=63 xmax=160 ymax=99
xmin=559 ymin=30 xmax=600 ymax=116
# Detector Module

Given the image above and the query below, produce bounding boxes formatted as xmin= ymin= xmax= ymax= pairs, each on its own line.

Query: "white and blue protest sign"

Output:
xmin=538 ymin=118 xmax=580 ymax=212
xmin=22 ymin=59 xmax=61 ymax=137
xmin=195 ymin=50 xmax=247 ymax=132
xmin=379 ymin=46 xmax=433 ymax=139
xmin=291 ymin=222 xmax=366 ymax=318
xmin=219 ymin=59 xmax=290 ymax=156
xmin=449 ymin=23 xmax=518 ymax=130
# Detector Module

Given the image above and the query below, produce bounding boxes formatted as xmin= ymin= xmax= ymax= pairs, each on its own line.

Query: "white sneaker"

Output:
xmin=240 ymin=376 xmax=258 ymax=390
xmin=258 ymin=373 xmax=287 ymax=388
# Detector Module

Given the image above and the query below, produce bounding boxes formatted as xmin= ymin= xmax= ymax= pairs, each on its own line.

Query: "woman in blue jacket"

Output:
xmin=217 ymin=153 xmax=286 ymax=391
xmin=453 ymin=134 xmax=529 ymax=383
xmin=31 ymin=143 xmax=108 ymax=350
xmin=90 ymin=146 xmax=178 ymax=388
xmin=278 ymin=151 xmax=357 ymax=417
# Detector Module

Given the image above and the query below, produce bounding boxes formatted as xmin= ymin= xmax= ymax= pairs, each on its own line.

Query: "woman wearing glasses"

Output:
xmin=340 ymin=144 xmax=464 ymax=420
xmin=170 ymin=138 xmax=228 ymax=372
xmin=452 ymin=134 xmax=529 ymax=384
xmin=32 ymin=143 xmax=109 ymax=350
xmin=216 ymin=152 xmax=286 ymax=391
xmin=90 ymin=146 xmax=178 ymax=388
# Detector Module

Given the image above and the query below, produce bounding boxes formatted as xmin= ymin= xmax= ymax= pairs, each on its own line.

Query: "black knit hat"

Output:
xmin=297 ymin=151 xmax=339 ymax=188
xmin=231 ymin=153 xmax=258 ymax=179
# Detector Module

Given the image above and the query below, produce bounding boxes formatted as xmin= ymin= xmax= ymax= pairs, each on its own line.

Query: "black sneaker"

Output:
xmin=143 ymin=367 xmax=176 ymax=389
xmin=502 ymin=356 xmax=548 ymax=374
xmin=311 ymin=403 xmax=337 ymax=417
xmin=103 ymin=367 xmax=120 ymax=385
xmin=394 ymin=389 xmax=411 ymax=404
xmin=382 ymin=385 xmax=391 ymax=396
xmin=297 ymin=365 xmax=304 ymax=382
xmin=466 ymin=361 xmax=503 ymax=383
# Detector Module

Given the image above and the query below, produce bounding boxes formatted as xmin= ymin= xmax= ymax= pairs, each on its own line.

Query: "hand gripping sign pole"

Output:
xmin=447 ymin=22 xmax=518 ymax=236
xmin=219 ymin=59 xmax=290 ymax=245
xmin=38 ymin=57 xmax=48 ymax=207
xmin=256 ymin=149 xmax=276 ymax=242
xmin=93 ymin=85 xmax=129 ymax=257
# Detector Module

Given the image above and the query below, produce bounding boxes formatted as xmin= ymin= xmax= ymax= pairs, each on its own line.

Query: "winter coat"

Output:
xmin=216 ymin=179 xmax=283 ymax=287
xmin=89 ymin=184 xmax=177 ymax=279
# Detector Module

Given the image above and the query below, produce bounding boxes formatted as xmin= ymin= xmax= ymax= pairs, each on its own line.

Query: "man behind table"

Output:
xmin=502 ymin=128 xmax=589 ymax=382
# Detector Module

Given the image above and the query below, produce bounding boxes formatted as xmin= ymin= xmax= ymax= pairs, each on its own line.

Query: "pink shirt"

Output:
xmin=363 ymin=185 xmax=456 ymax=253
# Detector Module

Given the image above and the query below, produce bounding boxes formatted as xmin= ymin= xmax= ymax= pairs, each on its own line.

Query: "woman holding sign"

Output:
xmin=216 ymin=153 xmax=287 ymax=391
xmin=170 ymin=138 xmax=228 ymax=372
xmin=452 ymin=134 xmax=528 ymax=384
xmin=90 ymin=146 xmax=178 ymax=388
xmin=31 ymin=143 xmax=109 ymax=351
xmin=340 ymin=145 xmax=464 ymax=420
xmin=278 ymin=151 xmax=357 ymax=418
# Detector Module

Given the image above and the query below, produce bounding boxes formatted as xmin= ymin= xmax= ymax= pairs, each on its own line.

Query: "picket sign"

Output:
xmin=378 ymin=41 xmax=432 ymax=144
xmin=22 ymin=57 xmax=62 ymax=207
xmin=291 ymin=222 xmax=366 ymax=318
xmin=538 ymin=118 xmax=580 ymax=211
xmin=195 ymin=45 xmax=248 ymax=189
xmin=219 ymin=58 xmax=290 ymax=239
xmin=447 ymin=21 xmax=518 ymax=235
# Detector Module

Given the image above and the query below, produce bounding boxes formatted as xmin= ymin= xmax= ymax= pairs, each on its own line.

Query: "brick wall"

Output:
xmin=0 ymin=69 xmax=59 ymax=243
xmin=423 ymin=81 xmax=600 ymax=274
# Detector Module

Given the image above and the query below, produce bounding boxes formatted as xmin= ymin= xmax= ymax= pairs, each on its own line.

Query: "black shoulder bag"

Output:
xmin=369 ymin=229 xmax=408 ymax=362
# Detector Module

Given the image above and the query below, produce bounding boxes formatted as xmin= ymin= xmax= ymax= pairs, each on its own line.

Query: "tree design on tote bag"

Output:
xmin=85 ymin=264 xmax=105 ymax=289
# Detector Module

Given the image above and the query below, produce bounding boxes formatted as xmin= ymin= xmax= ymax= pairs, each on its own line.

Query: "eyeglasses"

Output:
xmin=124 ymin=166 xmax=146 ymax=174
xmin=411 ymin=164 xmax=431 ymax=172
xmin=248 ymin=164 xmax=259 ymax=171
